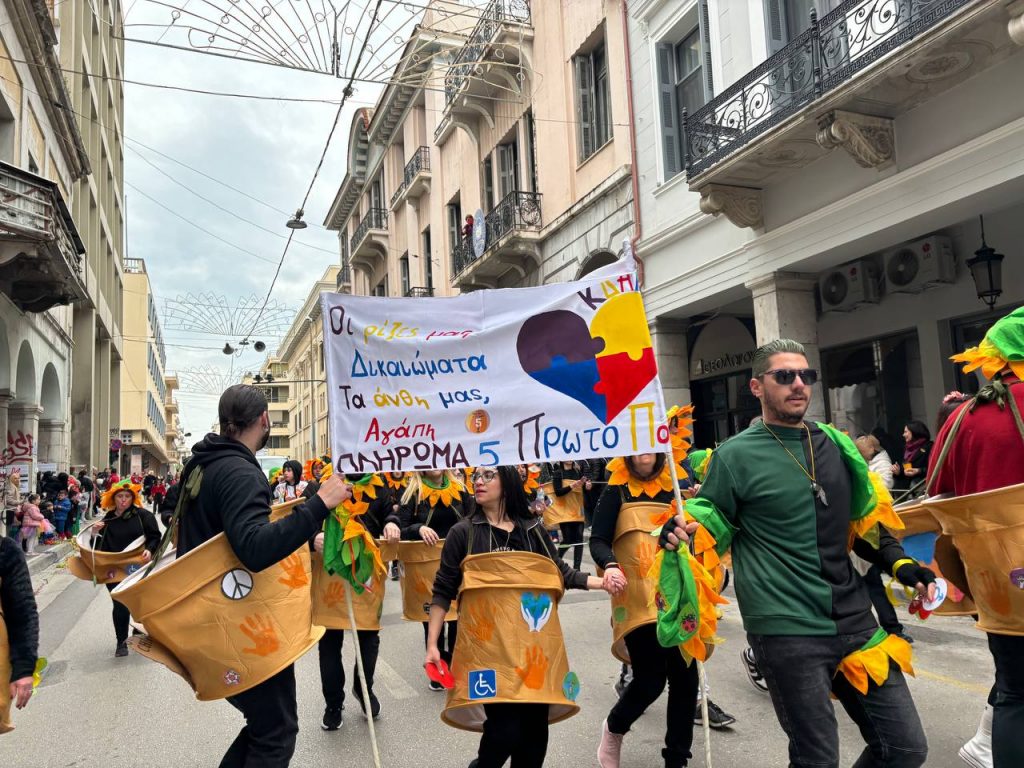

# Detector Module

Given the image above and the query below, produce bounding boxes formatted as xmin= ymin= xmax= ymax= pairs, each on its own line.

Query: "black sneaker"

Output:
xmin=353 ymin=681 xmax=382 ymax=719
xmin=389 ymin=562 xmax=400 ymax=581
xmin=115 ymin=642 xmax=129 ymax=658
xmin=694 ymin=699 xmax=736 ymax=729
xmin=321 ymin=707 xmax=343 ymax=731
xmin=741 ymin=647 xmax=769 ymax=693
xmin=428 ymin=679 xmax=444 ymax=692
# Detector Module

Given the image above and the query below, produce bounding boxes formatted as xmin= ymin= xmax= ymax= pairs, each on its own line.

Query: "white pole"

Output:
xmin=664 ymin=450 xmax=713 ymax=768
xmin=344 ymin=579 xmax=382 ymax=768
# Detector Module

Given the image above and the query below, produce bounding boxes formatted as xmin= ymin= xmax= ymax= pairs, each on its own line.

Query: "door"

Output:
xmin=497 ymin=142 xmax=519 ymax=200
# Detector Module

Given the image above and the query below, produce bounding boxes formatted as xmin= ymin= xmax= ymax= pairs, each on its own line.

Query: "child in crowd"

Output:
xmin=39 ymin=501 xmax=57 ymax=545
xmin=18 ymin=494 xmax=44 ymax=554
xmin=53 ymin=490 xmax=72 ymax=540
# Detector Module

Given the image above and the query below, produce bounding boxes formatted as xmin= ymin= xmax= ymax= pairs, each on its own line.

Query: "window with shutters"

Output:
xmin=446 ymin=200 xmax=462 ymax=249
xmin=572 ymin=35 xmax=612 ymax=163
xmin=400 ymin=253 xmax=410 ymax=295
xmin=422 ymin=228 xmax=433 ymax=289
xmin=656 ymin=2 xmax=714 ymax=180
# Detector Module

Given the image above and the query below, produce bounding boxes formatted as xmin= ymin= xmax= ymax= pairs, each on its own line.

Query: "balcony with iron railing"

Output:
xmin=683 ymin=0 xmax=1010 ymax=227
xmin=450 ymin=190 xmax=542 ymax=286
xmin=336 ymin=263 xmax=352 ymax=291
xmin=0 ymin=160 xmax=87 ymax=312
xmin=434 ymin=0 xmax=533 ymax=144
xmin=390 ymin=147 xmax=432 ymax=209
xmin=349 ymin=208 xmax=389 ymax=273
xmin=405 ymin=286 xmax=434 ymax=298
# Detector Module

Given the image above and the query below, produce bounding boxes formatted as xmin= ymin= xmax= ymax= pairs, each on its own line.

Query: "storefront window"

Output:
xmin=691 ymin=370 xmax=761 ymax=449
xmin=823 ymin=332 xmax=923 ymax=455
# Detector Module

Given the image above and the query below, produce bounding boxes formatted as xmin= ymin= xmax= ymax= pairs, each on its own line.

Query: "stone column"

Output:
xmin=0 ymin=391 xmax=10 ymax=458
xmin=8 ymin=403 xmax=42 ymax=486
xmin=94 ymin=338 xmax=112 ymax=471
xmin=37 ymin=418 xmax=67 ymax=466
xmin=746 ymin=272 xmax=826 ymax=423
xmin=650 ymin=317 xmax=691 ymax=409
xmin=70 ymin=306 xmax=96 ymax=469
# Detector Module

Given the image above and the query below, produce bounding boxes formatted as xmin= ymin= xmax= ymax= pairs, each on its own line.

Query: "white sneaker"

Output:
xmin=597 ymin=719 xmax=624 ymax=768
xmin=958 ymin=704 xmax=993 ymax=768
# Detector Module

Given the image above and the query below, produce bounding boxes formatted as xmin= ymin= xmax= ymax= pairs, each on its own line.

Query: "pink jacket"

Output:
xmin=19 ymin=502 xmax=44 ymax=528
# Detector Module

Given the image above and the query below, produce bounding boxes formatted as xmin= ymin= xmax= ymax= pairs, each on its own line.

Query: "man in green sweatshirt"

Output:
xmin=663 ymin=339 xmax=936 ymax=768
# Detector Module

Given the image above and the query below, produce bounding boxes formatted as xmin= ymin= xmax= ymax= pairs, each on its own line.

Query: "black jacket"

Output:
xmin=399 ymin=493 xmax=469 ymax=540
xmin=159 ymin=483 xmax=180 ymax=528
xmin=94 ymin=506 xmax=161 ymax=556
xmin=0 ymin=537 xmax=38 ymax=681
xmin=176 ymin=433 xmax=329 ymax=572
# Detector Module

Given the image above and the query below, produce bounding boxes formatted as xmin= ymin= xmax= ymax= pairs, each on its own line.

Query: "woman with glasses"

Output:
xmin=427 ymin=465 xmax=624 ymax=768
xmin=400 ymin=469 xmax=469 ymax=690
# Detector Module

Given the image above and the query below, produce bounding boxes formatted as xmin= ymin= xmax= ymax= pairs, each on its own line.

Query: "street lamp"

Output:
xmin=967 ymin=215 xmax=1005 ymax=309
xmin=287 ymin=209 xmax=308 ymax=230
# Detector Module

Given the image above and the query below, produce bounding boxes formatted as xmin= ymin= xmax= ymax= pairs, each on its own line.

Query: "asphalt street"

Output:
xmin=0 ymin=546 xmax=995 ymax=768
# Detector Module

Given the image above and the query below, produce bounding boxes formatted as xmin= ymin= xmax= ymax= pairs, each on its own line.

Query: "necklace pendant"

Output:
xmin=812 ymin=481 xmax=829 ymax=507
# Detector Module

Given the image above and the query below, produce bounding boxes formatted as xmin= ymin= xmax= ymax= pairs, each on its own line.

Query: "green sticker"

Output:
xmin=613 ymin=605 xmax=628 ymax=623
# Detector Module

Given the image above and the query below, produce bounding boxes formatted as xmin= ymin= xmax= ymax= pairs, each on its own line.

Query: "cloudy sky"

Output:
xmin=122 ymin=0 xmax=445 ymax=440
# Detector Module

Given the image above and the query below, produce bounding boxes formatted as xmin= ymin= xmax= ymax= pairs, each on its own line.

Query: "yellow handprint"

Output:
xmin=323 ymin=580 xmax=346 ymax=609
xmin=515 ymin=644 xmax=548 ymax=690
xmin=462 ymin=605 xmax=495 ymax=644
xmin=636 ymin=539 xmax=658 ymax=580
xmin=979 ymin=569 xmax=1011 ymax=615
xmin=240 ymin=614 xmax=280 ymax=657
xmin=277 ymin=553 xmax=309 ymax=589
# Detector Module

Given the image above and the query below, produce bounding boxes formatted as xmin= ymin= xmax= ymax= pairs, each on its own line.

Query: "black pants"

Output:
xmin=988 ymin=632 xmax=1024 ymax=768
xmin=477 ymin=702 xmax=549 ymax=768
xmin=607 ymin=623 xmax=698 ymax=768
xmin=558 ymin=522 xmax=584 ymax=571
xmin=221 ymin=665 xmax=299 ymax=768
xmin=423 ymin=620 xmax=458 ymax=666
xmin=749 ymin=630 xmax=927 ymax=768
xmin=106 ymin=583 xmax=131 ymax=644
xmin=318 ymin=628 xmax=380 ymax=710
xmin=864 ymin=565 xmax=903 ymax=635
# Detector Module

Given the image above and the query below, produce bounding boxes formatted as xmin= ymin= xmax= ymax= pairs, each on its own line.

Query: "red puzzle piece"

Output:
xmin=593 ymin=347 xmax=658 ymax=423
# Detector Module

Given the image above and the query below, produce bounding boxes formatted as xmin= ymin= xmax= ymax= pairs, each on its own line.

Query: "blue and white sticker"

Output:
xmin=468 ymin=669 xmax=497 ymax=700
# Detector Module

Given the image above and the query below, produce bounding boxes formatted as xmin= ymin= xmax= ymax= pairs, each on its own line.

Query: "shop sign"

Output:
xmin=690 ymin=316 xmax=757 ymax=381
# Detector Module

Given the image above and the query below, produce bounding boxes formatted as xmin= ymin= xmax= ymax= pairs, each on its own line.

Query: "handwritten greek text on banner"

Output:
xmin=321 ymin=269 xmax=669 ymax=474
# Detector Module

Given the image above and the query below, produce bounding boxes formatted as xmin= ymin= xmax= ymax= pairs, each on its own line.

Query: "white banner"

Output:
xmin=321 ymin=266 xmax=669 ymax=474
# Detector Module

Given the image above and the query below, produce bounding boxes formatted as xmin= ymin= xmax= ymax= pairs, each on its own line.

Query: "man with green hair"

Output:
xmin=663 ymin=338 xmax=936 ymax=768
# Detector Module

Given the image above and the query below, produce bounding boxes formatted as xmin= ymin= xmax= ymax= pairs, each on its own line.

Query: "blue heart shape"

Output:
xmin=520 ymin=592 xmax=553 ymax=632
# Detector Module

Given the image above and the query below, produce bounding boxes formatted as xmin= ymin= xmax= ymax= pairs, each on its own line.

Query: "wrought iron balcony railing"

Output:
xmin=0 ymin=160 xmax=87 ymax=311
xmin=684 ymin=0 xmax=972 ymax=178
xmin=405 ymin=286 xmax=434 ymax=298
xmin=390 ymin=146 xmax=431 ymax=207
xmin=435 ymin=0 xmax=531 ymax=140
xmin=451 ymin=190 xmax=542 ymax=277
xmin=350 ymin=208 xmax=388 ymax=253
xmin=336 ymin=264 xmax=352 ymax=290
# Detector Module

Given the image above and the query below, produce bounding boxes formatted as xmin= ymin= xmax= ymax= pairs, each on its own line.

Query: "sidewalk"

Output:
xmin=25 ymin=539 xmax=74 ymax=577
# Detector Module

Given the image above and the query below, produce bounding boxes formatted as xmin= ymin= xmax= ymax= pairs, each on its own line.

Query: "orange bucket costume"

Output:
xmin=398 ymin=540 xmax=457 ymax=622
xmin=66 ymin=526 xmax=147 ymax=584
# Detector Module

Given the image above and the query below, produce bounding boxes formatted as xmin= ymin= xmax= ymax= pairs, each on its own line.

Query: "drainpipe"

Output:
xmin=621 ymin=0 xmax=645 ymax=287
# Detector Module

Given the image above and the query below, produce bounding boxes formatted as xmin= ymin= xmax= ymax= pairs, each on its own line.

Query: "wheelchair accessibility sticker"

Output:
xmin=468 ymin=669 xmax=497 ymax=700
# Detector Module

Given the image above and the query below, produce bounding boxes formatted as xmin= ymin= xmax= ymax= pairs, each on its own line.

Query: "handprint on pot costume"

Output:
xmin=277 ymin=554 xmax=308 ymax=588
xmin=240 ymin=614 xmax=280 ymax=657
xmin=323 ymin=580 xmax=346 ymax=609
xmin=515 ymin=645 xmax=549 ymax=690
xmin=462 ymin=605 xmax=496 ymax=643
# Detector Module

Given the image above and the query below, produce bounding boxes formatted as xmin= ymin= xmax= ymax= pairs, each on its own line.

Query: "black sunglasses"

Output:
xmin=762 ymin=368 xmax=818 ymax=386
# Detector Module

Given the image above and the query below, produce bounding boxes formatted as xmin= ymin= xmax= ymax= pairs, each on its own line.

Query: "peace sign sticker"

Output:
xmin=221 ymin=569 xmax=254 ymax=600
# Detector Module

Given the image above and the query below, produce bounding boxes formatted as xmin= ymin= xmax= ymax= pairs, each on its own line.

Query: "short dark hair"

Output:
xmin=935 ymin=393 xmax=970 ymax=434
xmin=752 ymin=339 xmax=807 ymax=378
xmin=218 ymin=384 xmax=268 ymax=439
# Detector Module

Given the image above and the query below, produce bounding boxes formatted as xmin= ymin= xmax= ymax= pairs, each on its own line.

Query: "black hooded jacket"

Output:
xmin=176 ymin=433 xmax=329 ymax=572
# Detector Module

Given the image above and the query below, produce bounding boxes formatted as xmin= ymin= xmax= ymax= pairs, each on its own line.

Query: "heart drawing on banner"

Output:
xmin=516 ymin=292 xmax=657 ymax=424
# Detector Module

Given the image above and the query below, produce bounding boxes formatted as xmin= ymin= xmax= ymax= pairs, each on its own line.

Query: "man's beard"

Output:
xmin=257 ymin=425 xmax=270 ymax=451
xmin=764 ymin=389 xmax=808 ymax=424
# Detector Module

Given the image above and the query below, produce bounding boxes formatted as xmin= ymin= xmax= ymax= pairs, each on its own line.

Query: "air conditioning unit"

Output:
xmin=883 ymin=236 xmax=955 ymax=293
xmin=818 ymin=260 xmax=880 ymax=312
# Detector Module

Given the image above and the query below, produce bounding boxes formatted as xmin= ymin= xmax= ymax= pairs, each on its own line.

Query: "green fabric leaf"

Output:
xmin=817 ymin=422 xmax=875 ymax=521
xmin=655 ymin=548 xmax=699 ymax=649
xmin=322 ymin=512 xmax=344 ymax=575
xmin=684 ymin=497 xmax=735 ymax=554
xmin=985 ymin=305 xmax=1024 ymax=362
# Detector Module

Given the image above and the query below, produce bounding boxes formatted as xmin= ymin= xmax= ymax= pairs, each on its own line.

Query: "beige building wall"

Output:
xmin=241 ymin=357 xmax=293 ymax=456
xmin=326 ymin=0 xmax=633 ymax=299
xmin=60 ymin=0 xmax=127 ymax=472
xmin=119 ymin=259 xmax=171 ymax=474
xmin=0 ymin=0 xmax=92 ymax=484
xmin=278 ymin=266 xmax=338 ymax=462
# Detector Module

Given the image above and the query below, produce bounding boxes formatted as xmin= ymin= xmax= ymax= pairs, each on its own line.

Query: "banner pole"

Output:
xmin=664 ymin=450 xmax=713 ymax=768
xmin=344 ymin=580 xmax=382 ymax=768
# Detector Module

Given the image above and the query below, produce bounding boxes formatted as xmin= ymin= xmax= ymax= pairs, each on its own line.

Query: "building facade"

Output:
xmin=325 ymin=0 xmax=637 ymax=298
xmin=119 ymin=258 xmax=173 ymax=475
xmin=0 ymin=0 xmax=91 ymax=487
xmin=59 ymin=0 xmax=126 ymax=474
xmin=628 ymin=0 xmax=1024 ymax=449
xmin=241 ymin=357 xmax=292 ymax=456
xmin=277 ymin=265 xmax=339 ymax=462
